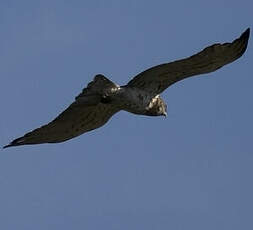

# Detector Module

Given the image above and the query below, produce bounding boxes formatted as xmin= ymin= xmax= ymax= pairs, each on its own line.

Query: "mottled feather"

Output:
xmin=127 ymin=28 xmax=250 ymax=95
xmin=3 ymin=76 xmax=120 ymax=148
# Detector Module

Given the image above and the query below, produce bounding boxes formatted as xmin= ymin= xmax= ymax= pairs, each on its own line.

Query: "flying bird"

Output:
xmin=4 ymin=28 xmax=250 ymax=148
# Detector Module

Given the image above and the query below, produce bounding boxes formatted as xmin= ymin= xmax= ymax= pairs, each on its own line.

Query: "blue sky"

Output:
xmin=0 ymin=0 xmax=252 ymax=229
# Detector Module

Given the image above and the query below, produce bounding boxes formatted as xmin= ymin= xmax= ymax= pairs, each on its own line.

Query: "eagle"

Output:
xmin=4 ymin=28 xmax=250 ymax=148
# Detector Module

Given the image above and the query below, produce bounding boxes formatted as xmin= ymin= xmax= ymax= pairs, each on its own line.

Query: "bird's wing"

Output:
xmin=127 ymin=28 xmax=250 ymax=95
xmin=4 ymin=75 xmax=120 ymax=148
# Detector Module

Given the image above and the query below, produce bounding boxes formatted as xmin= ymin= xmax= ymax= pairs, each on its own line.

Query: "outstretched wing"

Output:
xmin=127 ymin=28 xmax=250 ymax=95
xmin=4 ymin=75 xmax=120 ymax=148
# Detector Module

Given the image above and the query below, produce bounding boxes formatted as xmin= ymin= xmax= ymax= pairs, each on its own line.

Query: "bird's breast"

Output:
xmin=112 ymin=87 xmax=154 ymax=114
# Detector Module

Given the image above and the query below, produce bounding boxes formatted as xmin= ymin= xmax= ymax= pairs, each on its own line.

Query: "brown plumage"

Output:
xmin=4 ymin=28 xmax=250 ymax=148
xmin=127 ymin=28 xmax=250 ymax=95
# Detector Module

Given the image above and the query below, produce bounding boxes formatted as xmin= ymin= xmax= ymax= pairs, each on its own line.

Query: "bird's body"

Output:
xmin=107 ymin=86 xmax=166 ymax=116
xmin=4 ymin=28 xmax=250 ymax=148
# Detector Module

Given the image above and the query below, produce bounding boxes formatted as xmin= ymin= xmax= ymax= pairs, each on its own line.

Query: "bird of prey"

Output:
xmin=4 ymin=28 xmax=250 ymax=148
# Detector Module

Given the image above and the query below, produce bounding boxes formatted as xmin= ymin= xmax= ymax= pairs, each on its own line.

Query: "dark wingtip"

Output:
xmin=3 ymin=137 xmax=25 ymax=149
xmin=3 ymin=144 xmax=11 ymax=149
xmin=241 ymin=28 xmax=250 ymax=41
xmin=3 ymin=142 xmax=17 ymax=149
xmin=235 ymin=28 xmax=250 ymax=58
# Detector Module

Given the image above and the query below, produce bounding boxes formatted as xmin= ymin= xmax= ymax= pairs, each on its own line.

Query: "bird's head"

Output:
xmin=146 ymin=95 xmax=167 ymax=117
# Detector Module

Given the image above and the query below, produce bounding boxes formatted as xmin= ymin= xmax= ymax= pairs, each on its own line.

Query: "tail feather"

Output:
xmin=76 ymin=74 xmax=119 ymax=100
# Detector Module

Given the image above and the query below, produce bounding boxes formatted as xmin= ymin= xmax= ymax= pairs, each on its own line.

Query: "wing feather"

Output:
xmin=4 ymin=76 xmax=120 ymax=148
xmin=4 ymin=103 xmax=119 ymax=148
xmin=127 ymin=28 xmax=250 ymax=95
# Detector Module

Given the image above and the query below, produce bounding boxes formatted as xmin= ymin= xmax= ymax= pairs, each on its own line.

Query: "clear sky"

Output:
xmin=0 ymin=0 xmax=252 ymax=229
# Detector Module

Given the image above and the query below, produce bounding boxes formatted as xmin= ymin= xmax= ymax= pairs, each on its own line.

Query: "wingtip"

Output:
xmin=236 ymin=28 xmax=250 ymax=57
xmin=3 ymin=142 xmax=17 ymax=149
xmin=2 ymin=136 xmax=26 ymax=149
xmin=241 ymin=28 xmax=250 ymax=40
xmin=3 ymin=144 xmax=11 ymax=149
